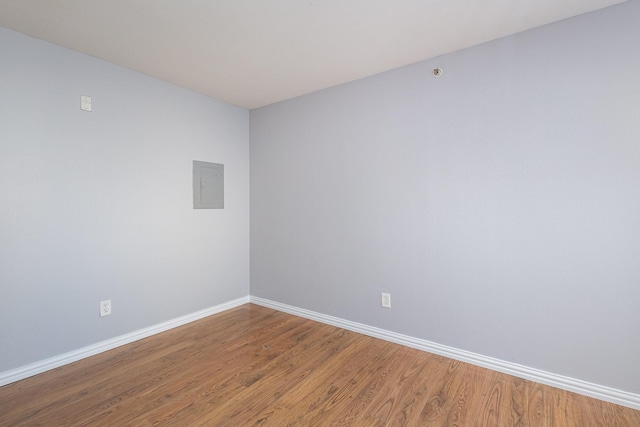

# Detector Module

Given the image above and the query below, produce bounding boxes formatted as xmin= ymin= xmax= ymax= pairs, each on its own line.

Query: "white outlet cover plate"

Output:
xmin=100 ymin=300 xmax=111 ymax=317
xmin=381 ymin=293 xmax=391 ymax=308
xmin=80 ymin=95 xmax=92 ymax=112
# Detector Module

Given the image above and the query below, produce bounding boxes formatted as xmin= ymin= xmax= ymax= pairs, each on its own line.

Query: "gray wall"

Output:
xmin=0 ymin=28 xmax=250 ymax=372
xmin=250 ymin=1 xmax=640 ymax=394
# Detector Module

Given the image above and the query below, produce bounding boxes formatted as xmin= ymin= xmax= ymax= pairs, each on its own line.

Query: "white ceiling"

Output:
xmin=0 ymin=0 xmax=628 ymax=109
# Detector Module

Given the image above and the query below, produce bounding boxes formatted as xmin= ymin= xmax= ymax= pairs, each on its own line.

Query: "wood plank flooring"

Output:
xmin=1 ymin=304 xmax=639 ymax=426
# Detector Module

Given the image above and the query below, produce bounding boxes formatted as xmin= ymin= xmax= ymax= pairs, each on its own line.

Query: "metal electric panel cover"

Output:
xmin=193 ymin=161 xmax=224 ymax=209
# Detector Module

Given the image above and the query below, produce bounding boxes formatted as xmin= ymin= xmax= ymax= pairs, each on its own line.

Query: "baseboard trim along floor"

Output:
xmin=0 ymin=296 xmax=250 ymax=387
xmin=2 ymin=295 xmax=638 ymax=411
xmin=249 ymin=296 xmax=640 ymax=411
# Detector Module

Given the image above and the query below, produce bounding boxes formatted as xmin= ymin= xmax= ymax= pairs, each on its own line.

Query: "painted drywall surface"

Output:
xmin=0 ymin=28 xmax=249 ymax=371
xmin=250 ymin=2 xmax=640 ymax=393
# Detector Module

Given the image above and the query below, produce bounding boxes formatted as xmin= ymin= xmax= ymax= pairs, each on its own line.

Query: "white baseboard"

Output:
xmin=3 ymin=295 xmax=638 ymax=411
xmin=0 ymin=296 xmax=249 ymax=387
xmin=250 ymin=296 xmax=640 ymax=411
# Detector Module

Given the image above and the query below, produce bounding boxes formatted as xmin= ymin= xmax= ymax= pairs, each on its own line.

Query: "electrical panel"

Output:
xmin=193 ymin=161 xmax=224 ymax=209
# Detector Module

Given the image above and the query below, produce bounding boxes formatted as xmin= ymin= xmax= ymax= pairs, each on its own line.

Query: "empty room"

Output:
xmin=1 ymin=1 xmax=639 ymax=425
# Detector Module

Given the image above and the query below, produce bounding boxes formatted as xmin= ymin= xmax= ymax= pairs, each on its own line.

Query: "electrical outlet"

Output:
xmin=381 ymin=293 xmax=391 ymax=308
xmin=100 ymin=300 xmax=111 ymax=317
xmin=80 ymin=95 xmax=92 ymax=112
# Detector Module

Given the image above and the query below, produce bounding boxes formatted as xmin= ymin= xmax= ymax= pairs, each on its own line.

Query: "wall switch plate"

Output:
xmin=80 ymin=95 xmax=92 ymax=112
xmin=100 ymin=300 xmax=111 ymax=317
xmin=381 ymin=293 xmax=391 ymax=308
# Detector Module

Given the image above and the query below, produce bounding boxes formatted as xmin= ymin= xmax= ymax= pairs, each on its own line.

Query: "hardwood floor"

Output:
xmin=1 ymin=304 xmax=639 ymax=426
